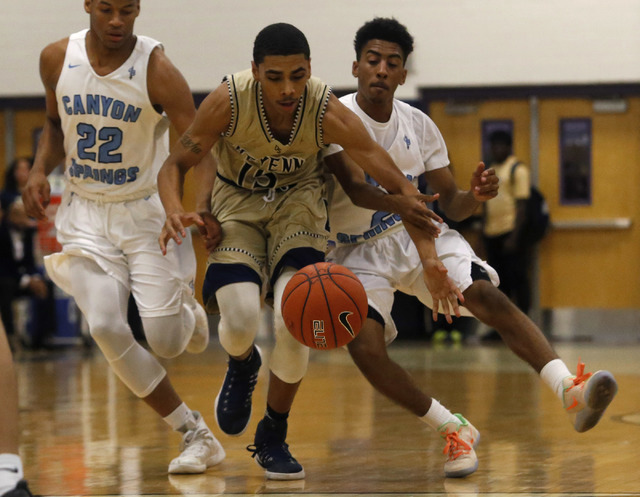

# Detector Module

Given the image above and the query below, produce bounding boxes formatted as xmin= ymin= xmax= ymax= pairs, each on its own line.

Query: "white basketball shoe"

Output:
xmin=563 ymin=361 xmax=618 ymax=433
xmin=168 ymin=412 xmax=225 ymax=474
xmin=438 ymin=414 xmax=480 ymax=478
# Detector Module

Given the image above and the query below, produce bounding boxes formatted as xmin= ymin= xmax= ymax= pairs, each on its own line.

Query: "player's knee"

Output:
xmin=143 ymin=314 xmax=188 ymax=359
xmin=218 ymin=302 xmax=261 ymax=356
xmin=87 ymin=314 xmax=131 ymax=359
xmin=270 ymin=323 xmax=309 ymax=383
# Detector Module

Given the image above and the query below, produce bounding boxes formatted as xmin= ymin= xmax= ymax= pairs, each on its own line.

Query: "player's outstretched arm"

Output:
xmin=427 ymin=162 xmax=498 ymax=222
xmin=156 ymin=83 xmax=230 ymax=254
xmin=23 ymin=41 xmax=67 ymax=220
xmin=324 ymin=150 xmax=441 ymax=237
xmin=403 ymin=220 xmax=463 ymax=324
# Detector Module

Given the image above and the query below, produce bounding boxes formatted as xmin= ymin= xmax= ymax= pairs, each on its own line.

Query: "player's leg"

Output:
xmin=249 ymin=180 xmax=331 ymax=480
xmin=436 ymin=228 xmax=618 ymax=433
xmin=69 ymin=256 xmax=224 ymax=473
xmin=247 ymin=266 xmax=307 ymax=480
xmin=349 ymin=274 xmax=479 ymax=478
xmin=462 ymin=279 xmax=618 ymax=432
xmin=0 ymin=322 xmax=33 ymax=497
xmin=209 ymin=271 xmax=263 ymax=437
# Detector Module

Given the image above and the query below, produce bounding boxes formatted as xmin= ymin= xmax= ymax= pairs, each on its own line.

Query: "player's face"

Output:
xmin=252 ymin=55 xmax=311 ymax=116
xmin=353 ymin=39 xmax=407 ymax=105
xmin=85 ymin=0 xmax=140 ymax=50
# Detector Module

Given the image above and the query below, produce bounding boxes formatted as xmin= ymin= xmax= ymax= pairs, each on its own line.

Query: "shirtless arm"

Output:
xmin=156 ymin=83 xmax=231 ymax=253
xmin=426 ymin=162 xmax=498 ymax=222
xmin=23 ymin=40 xmax=67 ymax=220
xmin=324 ymin=150 xmax=442 ymax=237
xmin=148 ymin=47 xmax=222 ymax=253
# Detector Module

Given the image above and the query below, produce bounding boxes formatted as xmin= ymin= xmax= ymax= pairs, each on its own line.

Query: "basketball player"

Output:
xmin=22 ymin=0 xmax=224 ymax=474
xmin=0 ymin=322 xmax=33 ymax=497
xmin=157 ymin=23 xmax=462 ymax=480
xmin=322 ymin=17 xmax=618 ymax=478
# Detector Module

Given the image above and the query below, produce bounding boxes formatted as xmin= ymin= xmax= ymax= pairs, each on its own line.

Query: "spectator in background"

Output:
xmin=481 ymin=130 xmax=532 ymax=325
xmin=0 ymin=198 xmax=56 ymax=348
xmin=1 ymin=158 xmax=33 ymax=212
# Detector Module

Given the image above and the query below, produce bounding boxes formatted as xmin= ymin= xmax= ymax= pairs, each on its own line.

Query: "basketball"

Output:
xmin=281 ymin=262 xmax=368 ymax=350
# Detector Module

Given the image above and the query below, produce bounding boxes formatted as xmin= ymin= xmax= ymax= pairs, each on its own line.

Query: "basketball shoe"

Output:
xmin=438 ymin=414 xmax=480 ymax=478
xmin=563 ymin=361 xmax=618 ymax=433
xmin=1 ymin=481 xmax=34 ymax=497
xmin=215 ymin=345 xmax=262 ymax=435
xmin=247 ymin=416 xmax=305 ymax=480
xmin=185 ymin=297 xmax=210 ymax=354
xmin=168 ymin=412 xmax=226 ymax=474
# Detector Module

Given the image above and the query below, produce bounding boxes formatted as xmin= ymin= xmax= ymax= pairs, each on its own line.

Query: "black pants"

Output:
xmin=483 ymin=233 xmax=532 ymax=314
xmin=0 ymin=276 xmax=57 ymax=348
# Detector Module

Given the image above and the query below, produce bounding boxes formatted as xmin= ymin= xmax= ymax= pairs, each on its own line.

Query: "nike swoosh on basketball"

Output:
xmin=0 ymin=467 xmax=19 ymax=473
xmin=68 ymin=63 xmax=81 ymax=69
xmin=338 ymin=311 xmax=356 ymax=337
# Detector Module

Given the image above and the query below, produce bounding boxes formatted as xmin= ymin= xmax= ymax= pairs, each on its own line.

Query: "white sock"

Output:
xmin=540 ymin=359 xmax=572 ymax=399
xmin=0 ymin=453 xmax=23 ymax=495
xmin=419 ymin=399 xmax=459 ymax=431
xmin=163 ymin=403 xmax=195 ymax=433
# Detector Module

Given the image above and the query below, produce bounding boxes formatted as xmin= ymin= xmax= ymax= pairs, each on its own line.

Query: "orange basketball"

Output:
xmin=281 ymin=262 xmax=368 ymax=350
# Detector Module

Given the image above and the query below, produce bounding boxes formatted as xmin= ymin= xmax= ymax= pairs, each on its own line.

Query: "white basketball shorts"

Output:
xmin=44 ymin=189 xmax=196 ymax=318
xmin=327 ymin=224 xmax=499 ymax=344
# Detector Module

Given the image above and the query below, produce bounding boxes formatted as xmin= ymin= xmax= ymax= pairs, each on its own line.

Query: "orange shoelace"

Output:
xmin=442 ymin=432 xmax=472 ymax=461
xmin=565 ymin=360 xmax=593 ymax=411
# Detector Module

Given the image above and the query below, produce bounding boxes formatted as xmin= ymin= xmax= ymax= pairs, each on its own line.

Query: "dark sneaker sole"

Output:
xmin=574 ymin=370 xmax=618 ymax=433
xmin=253 ymin=457 xmax=306 ymax=480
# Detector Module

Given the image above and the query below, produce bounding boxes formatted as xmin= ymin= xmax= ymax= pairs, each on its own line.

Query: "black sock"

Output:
xmin=266 ymin=404 xmax=289 ymax=423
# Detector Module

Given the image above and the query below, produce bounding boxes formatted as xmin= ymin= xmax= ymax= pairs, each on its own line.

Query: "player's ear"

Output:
xmin=84 ymin=0 xmax=91 ymax=14
xmin=399 ymin=67 xmax=407 ymax=85
xmin=251 ymin=61 xmax=259 ymax=80
xmin=352 ymin=60 xmax=359 ymax=78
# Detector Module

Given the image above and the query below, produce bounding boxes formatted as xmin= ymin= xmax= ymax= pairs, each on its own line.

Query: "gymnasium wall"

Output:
xmin=2 ymin=0 xmax=640 ymax=99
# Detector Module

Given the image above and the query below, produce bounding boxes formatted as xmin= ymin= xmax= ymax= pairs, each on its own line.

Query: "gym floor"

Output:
xmin=14 ymin=334 xmax=640 ymax=497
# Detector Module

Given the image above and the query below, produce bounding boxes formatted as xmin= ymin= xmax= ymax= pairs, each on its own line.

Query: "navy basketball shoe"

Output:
xmin=215 ymin=345 xmax=262 ymax=435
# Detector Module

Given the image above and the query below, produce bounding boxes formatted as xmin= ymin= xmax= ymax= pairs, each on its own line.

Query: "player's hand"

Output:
xmin=197 ymin=211 xmax=222 ymax=252
xmin=470 ymin=162 xmax=499 ymax=202
xmin=422 ymin=258 xmax=464 ymax=324
xmin=22 ymin=171 xmax=51 ymax=220
xmin=159 ymin=211 xmax=204 ymax=255
xmin=394 ymin=192 xmax=442 ymax=238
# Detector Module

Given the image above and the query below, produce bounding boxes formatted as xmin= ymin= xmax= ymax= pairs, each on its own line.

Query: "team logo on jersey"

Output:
xmin=128 ymin=66 xmax=136 ymax=79
xmin=404 ymin=135 xmax=411 ymax=149
xmin=338 ymin=311 xmax=356 ymax=337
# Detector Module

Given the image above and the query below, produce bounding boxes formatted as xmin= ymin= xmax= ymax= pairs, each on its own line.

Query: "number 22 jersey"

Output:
xmin=56 ymin=29 xmax=170 ymax=201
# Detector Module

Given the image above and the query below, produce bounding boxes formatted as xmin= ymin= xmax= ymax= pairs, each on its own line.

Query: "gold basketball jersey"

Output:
xmin=213 ymin=69 xmax=332 ymax=191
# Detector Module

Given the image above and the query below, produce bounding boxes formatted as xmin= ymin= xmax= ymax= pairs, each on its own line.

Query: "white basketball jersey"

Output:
xmin=56 ymin=29 xmax=170 ymax=201
xmin=326 ymin=93 xmax=449 ymax=245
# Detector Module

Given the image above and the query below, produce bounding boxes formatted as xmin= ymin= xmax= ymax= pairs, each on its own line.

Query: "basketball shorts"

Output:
xmin=327 ymin=224 xmax=499 ymax=344
xmin=45 ymin=189 xmax=196 ymax=318
xmin=204 ymin=177 xmax=329 ymax=312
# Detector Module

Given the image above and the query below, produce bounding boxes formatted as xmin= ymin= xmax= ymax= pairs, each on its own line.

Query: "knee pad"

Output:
xmin=109 ymin=341 xmax=167 ymax=397
xmin=89 ymin=316 xmax=166 ymax=398
xmin=143 ymin=313 xmax=191 ymax=359
xmin=269 ymin=267 xmax=309 ymax=383
xmin=216 ymin=282 xmax=262 ymax=356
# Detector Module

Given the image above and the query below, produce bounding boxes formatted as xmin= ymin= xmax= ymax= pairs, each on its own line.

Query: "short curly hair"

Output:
xmin=354 ymin=17 xmax=414 ymax=63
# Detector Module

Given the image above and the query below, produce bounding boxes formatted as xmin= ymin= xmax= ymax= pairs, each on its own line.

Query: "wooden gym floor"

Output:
xmin=13 ymin=333 xmax=640 ymax=497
